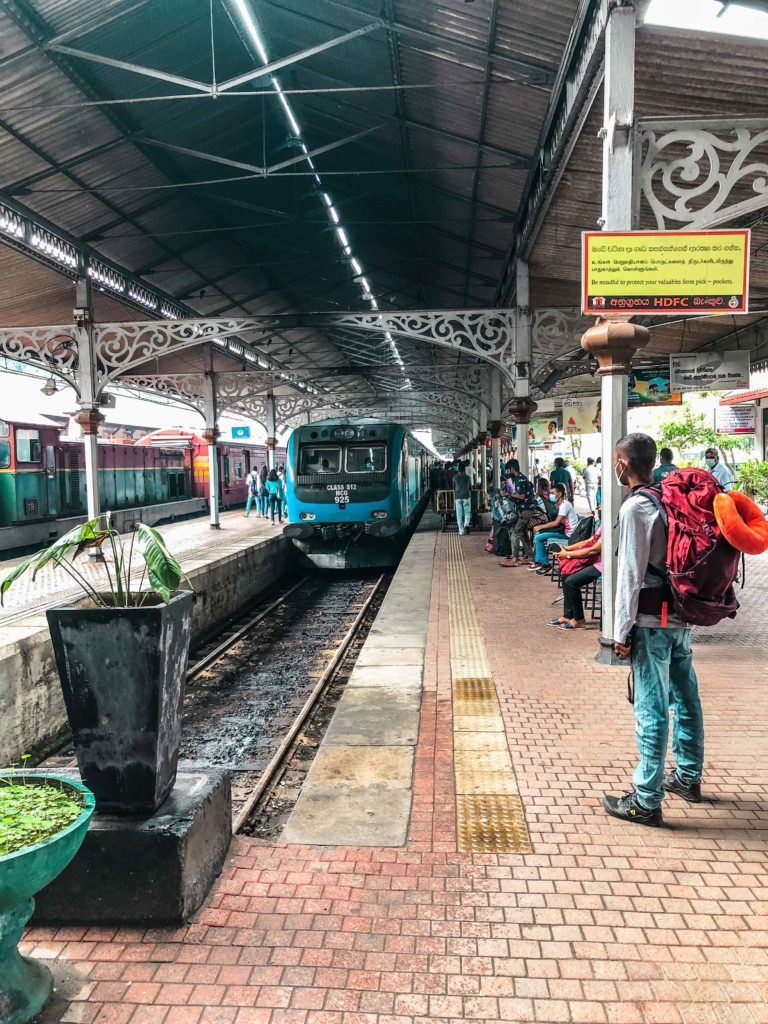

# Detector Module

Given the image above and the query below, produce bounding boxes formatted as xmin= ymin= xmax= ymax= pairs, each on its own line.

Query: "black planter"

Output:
xmin=46 ymin=591 xmax=194 ymax=815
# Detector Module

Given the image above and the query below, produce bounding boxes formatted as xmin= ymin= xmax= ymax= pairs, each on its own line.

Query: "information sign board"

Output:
xmin=231 ymin=426 xmax=251 ymax=439
xmin=628 ymin=370 xmax=681 ymax=408
xmin=582 ymin=230 xmax=750 ymax=315
xmin=669 ymin=350 xmax=750 ymax=391
xmin=716 ymin=405 xmax=755 ymax=434
xmin=562 ymin=397 xmax=601 ymax=435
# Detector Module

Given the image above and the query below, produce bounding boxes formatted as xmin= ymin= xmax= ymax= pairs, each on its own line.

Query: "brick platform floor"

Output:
xmin=25 ymin=530 xmax=768 ymax=1024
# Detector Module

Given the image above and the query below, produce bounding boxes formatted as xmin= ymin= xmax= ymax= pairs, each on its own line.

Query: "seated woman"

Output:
xmin=549 ymin=526 xmax=602 ymax=630
xmin=530 ymin=483 xmax=578 ymax=572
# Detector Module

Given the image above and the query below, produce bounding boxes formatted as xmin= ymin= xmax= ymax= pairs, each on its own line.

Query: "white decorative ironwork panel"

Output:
xmin=0 ymin=326 xmax=80 ymax=390
xmin=120 ymin=374 xmax=205 ymax=409
xmin=635 ymin=118 xmax=768 ymax=230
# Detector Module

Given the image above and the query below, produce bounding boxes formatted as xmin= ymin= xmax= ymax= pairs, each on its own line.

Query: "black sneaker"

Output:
xmin=663 ymin=772 xmax=702 ymax=804
xmin=535 ymin=566 xmax=550 ymax=576
xmin=601 ymin=792 xmax=663 ymax=827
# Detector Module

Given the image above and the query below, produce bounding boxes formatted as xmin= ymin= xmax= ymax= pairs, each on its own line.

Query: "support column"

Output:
xmin=478 ymin=406 xmax=489 ymax=507
xmin=515 ymin=262 xmax=534 ymax=478
xmin=506 ymin=397 xmax=538 ymax=479
xmin=265 ymin=394 xmax=277 ymax=470
xmin=73 ymin=278 xmax=102 ymax=522
xmin=203 ymin=347 xmax=220 ymax=529
xmin=488 ymin=369 xmax=503 ymax=489
xmin=581 ymin=1 xmax=649 ymax=660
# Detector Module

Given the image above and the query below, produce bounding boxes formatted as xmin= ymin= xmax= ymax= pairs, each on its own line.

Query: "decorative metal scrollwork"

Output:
xmin=635 ymin=118 xmax=768 ymax=230
xmin=120 ymin=374 xmax=205 ymax=409
xmin=0 ymin=326 xmax=80 ymax=391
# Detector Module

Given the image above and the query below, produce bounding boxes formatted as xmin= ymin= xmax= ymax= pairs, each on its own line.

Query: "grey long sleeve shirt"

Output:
xmin=613 ymin=491 xmax=687 ymax=645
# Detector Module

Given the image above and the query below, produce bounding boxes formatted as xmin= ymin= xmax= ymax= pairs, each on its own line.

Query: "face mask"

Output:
xmin=614 ymin=461 xmax=627 ymax=487
xmin=705 ymin=458 xmax=716 ymax=469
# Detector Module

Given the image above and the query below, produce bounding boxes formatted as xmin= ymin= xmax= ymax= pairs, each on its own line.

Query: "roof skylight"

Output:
xmin=644 ymin=0 xmax=768 ymax=40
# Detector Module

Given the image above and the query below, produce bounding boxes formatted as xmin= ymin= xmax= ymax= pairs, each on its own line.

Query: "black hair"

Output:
xmin=587 ymin=457 xmax=595 ymax=465
xmin=616 ymin=433 xmax=657 ymax=475
xmin=659 ymin=447 xmax=673 ymax=462
xmin=554 ymin=456 xmax=565 ymax=468
xmin=267 ymin=468 xmax=279 ymax=481
xmin=553 ymin=482 xmax=567 ymax=500
xmin=506 ymin=458 xmax=520 ymax=474
xmin=537 ymin=476 xmax=550 ymax=492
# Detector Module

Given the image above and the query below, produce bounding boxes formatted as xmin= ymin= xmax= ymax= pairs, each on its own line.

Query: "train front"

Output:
xmin=283 ymin=421 xmax=405 ymax=569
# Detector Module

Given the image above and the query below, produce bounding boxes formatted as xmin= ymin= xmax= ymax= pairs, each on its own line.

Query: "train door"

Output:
xmin=44 ymin=443 xmax=58 ymax=516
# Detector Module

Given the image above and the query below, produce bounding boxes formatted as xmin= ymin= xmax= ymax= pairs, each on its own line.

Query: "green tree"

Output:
xmin=657 ymin=406 xmax=752 ymax=469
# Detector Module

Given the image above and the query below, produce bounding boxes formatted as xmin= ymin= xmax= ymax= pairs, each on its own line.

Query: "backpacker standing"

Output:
xmin=244 ymin=468 xmax=260 ymax=517
xmin=602 ymin=433 xmax=704 ymax=828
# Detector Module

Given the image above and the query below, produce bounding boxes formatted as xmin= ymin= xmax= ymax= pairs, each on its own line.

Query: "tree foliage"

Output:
xmin=657 ymin=406 xmax=753 ymax=468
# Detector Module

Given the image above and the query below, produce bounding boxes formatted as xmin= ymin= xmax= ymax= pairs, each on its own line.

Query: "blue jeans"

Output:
xmin=533 ymin=530 xmax=565 ymax=565
xmin=245 ymin=492 xmax=257 ymax=515
xmin=257 ymin=493 xmax=268 ymax=516
xmin=631 ymin=627 xmax=704 ymax=810
xmin=269 ymin=495 xmax=283 ymax=522
xmin=455 ymin=497 xmax=471 ymax=534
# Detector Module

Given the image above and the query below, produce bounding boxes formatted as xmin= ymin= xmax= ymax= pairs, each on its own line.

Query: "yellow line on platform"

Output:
xmin=446 ymin=533 xmax=532 ymax=854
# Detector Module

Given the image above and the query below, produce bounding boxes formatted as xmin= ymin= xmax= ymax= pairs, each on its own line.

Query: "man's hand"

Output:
xmin=613 ymin=641 xmax=631 ymax=660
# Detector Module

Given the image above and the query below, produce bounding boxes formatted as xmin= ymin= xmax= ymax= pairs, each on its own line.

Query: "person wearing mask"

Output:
xmin=603 ymin=433 xmax=703 ymax=828
xmin=530 ymin=482 xmax=579 ymax=572
xmin=265 ymin=468 xmax=285 ymax=525
xmin=550 ymin=524 xmax=603 ymax=630
xmin=704 ymin=447 xmax=734 ymax=492
xmin=581 ymin=457 xmax=599 ymax=512
xmin=244 ymin=467 xmax=260 ymax=517
xmin=550 ymin=457 xmax=573 ymax=502
xmin=652 ymin=448 xmax=678 ymax=484
xmin=453 ymin=461 xmax=472 ymax=536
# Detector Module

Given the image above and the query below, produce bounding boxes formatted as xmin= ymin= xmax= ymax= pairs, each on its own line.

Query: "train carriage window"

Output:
xmin=16 ymin=429 xmax=41 ymax=463
xmin=299 ymin=445 xmax=341 ymax=474
xmin=0 ymin=440 xmax=9 ymax=469
xmin=346 ymin=445 xmax=386 ymax=473
xmin=233 ymin=459 xmax=245 ymax=480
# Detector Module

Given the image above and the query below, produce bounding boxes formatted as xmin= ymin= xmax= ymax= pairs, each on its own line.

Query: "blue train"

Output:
xmin=283 ymin=419 xmax=431 ymax=568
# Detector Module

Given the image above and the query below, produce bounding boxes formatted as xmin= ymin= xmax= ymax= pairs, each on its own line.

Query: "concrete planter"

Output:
xmin=0 ymin=774 xmax=94 ymax=1024
xmin=46 ymin=592 xmax=194 ymax=815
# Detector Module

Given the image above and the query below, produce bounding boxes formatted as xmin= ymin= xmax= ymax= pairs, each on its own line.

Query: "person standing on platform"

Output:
xmin=653 ymin=447 xmax=678 ymax=484
xmin=265 ymin=468 xmax=285 ymax=525
xmin=704 ymin=447 xmax=734 ymax=492
xmin=602 ymin=433 xmax=704 ymax=829
xmin=581 ymin=457 xmax=599 ymax=512
xmin=454 ymin=461 xmax=472 ymax=536
xmin=550 ymin=457 xmax=573 ymax=502
xmin=257 ymin=464 xmax=269 ymax=518
xmin=244 ymin=467 xmax=260 ymax=517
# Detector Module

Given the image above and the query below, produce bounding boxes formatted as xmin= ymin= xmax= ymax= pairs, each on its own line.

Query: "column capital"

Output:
xmin=202 ymin=427 xmax=220 ymax=445
xmin=580 ymin=316 xmax=650 ymax=375
xmin=506 ymin=396 xmax=538 ymax=425
xmin=487 ymin=420 xmax=505 ymax=439
xmin=74 ymin=407 xmax=104 ymax=435
xmin=265 ymin=436 xmax=277 ymax=450
xmin=475 ymin=431 xmax=488 ymax=447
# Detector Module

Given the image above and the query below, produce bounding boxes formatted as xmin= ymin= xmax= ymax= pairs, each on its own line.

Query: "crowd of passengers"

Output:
xmin=439 ymin=444 xmax=735 ymax=635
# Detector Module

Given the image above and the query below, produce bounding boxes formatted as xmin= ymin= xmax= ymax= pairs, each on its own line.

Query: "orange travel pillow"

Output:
xmin=714 ymin=490 xmax=768 ymax=555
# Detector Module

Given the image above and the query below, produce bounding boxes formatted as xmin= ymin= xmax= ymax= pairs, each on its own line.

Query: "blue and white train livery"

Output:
xmin=283 ymin=419 xmax=430 ymax=568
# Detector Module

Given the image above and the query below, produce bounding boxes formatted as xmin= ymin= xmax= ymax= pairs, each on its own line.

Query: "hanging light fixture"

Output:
xmin=41 ymin=377 xmax=57 ymax=396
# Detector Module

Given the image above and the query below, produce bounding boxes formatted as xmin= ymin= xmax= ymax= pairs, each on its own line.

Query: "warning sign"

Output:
xmin=582 ymin=230 xmax=750 ymax=316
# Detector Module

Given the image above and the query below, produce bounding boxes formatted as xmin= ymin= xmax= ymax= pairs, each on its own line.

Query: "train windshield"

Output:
xmin=299 ymin=445 xmax=341 ymax=474
xmin=346 ymin=445 xmax=386 ymax=473
xmin=0 ymin=441 xmax=9 ymax=469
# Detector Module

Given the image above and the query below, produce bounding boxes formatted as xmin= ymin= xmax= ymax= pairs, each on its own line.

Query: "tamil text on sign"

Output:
xmin=582 ymin=230 xmax=750 ymax=315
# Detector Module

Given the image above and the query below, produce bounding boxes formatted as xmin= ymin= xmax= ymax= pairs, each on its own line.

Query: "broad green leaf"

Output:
xmin=33 ymin=516 xmax=108 ymax=577
xmin=134 ymin=522 xmax=183 ymax=603
xmin=1 ymin=550 xmax=43 ymax=605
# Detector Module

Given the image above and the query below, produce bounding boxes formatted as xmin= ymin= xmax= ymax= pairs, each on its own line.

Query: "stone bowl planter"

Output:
xmin=0 ymin=774 xmax=94 ymax=1024
xmin=47 ymin=590 xmax=194 ymax=815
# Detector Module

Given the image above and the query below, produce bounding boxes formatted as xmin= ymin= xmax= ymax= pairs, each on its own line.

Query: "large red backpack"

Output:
xmin=636 ymin=468 xmax=740 ymax=626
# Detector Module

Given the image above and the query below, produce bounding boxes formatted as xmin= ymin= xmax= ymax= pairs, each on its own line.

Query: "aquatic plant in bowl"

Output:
xmin=0 ymin=769 xmax=95 ymax=1024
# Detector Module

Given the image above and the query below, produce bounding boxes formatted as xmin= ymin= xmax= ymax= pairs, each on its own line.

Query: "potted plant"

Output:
xmin=1 ymin=516 xmax=193 ymax=815
xmin=0 ymin=769 xmax=95 ymax=1024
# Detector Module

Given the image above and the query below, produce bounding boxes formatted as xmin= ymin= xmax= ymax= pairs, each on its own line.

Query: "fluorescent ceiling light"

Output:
xmin=644 ymin=0 xmax=768 ymax=39
xmin=336 ymin=227 xmax=349 ymax=248
xmin=329 ymin=205 xmax=340 ymax=224
xmin=350 ymin=258 xmax=362 ymax=275
xmin=321 ymin=193 xmax=333 ymax=207
xmin=232 ymin=0 xmax=269 ymax=62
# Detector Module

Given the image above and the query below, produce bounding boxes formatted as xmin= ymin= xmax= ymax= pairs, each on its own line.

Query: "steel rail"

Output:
xmin=232 ymin=572 xmax=387 ymax=833
xmin=186 ymin=576 xmax=311 ymax=681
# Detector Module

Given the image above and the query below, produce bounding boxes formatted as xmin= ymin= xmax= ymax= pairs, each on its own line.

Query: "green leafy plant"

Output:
xmin=736 ymin=460 xmax=768 ymax=504
xmin=0 ymin=760 xmax=85 ymax=856
xmin=0 ymin=514 xmax=191 ymax=608
xmin=657 ymin=406 xmax=753 ymax=469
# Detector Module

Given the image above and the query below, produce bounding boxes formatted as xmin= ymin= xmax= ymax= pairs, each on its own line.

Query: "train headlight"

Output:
xmin=300 ymin=512 xmax=316 ymax=521
xmin=371 ymin=510 xmax=387 ymax=519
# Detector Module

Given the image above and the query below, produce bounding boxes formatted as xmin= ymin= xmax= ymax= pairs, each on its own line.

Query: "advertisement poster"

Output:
xmin=528 ymin=415 xmax=562 ymax=445
xmin=716 ymin=405 xmax=756 ymax=434
xmin=628 ymin=370 xmax=682 ymax=407
xmin=669 ymin=350 xmax=750 ymax=391
xmin=562 ymin=397 xmax=601 ymax=434
xmin=582 ymin=229 xmax=750 ymax=315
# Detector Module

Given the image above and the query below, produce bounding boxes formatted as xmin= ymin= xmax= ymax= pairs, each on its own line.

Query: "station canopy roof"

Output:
xmin=1 ymin=0 xmax=767 ymax=444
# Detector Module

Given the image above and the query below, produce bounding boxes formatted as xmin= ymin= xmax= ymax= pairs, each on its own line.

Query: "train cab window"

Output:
xmin=299 ymin=445 xmax=341 ymax=474
xmin=16 ymin=429 xmax=41 ymax=463
xmin=0 ymin=440 xmax=9 ymax=469
xmin=233 ymin=459 xmax=245 ymax=480
xmin=346 ymin=445 xmax=386 ymax=473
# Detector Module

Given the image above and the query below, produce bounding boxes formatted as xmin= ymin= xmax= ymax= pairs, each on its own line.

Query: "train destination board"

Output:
xmin=582 ymin=230 xmax=750 ymax=315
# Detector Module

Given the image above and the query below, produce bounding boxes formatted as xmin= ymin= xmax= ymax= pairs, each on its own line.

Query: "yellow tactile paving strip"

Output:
xmin=447 ymin=533 xmax=532 ymax=853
